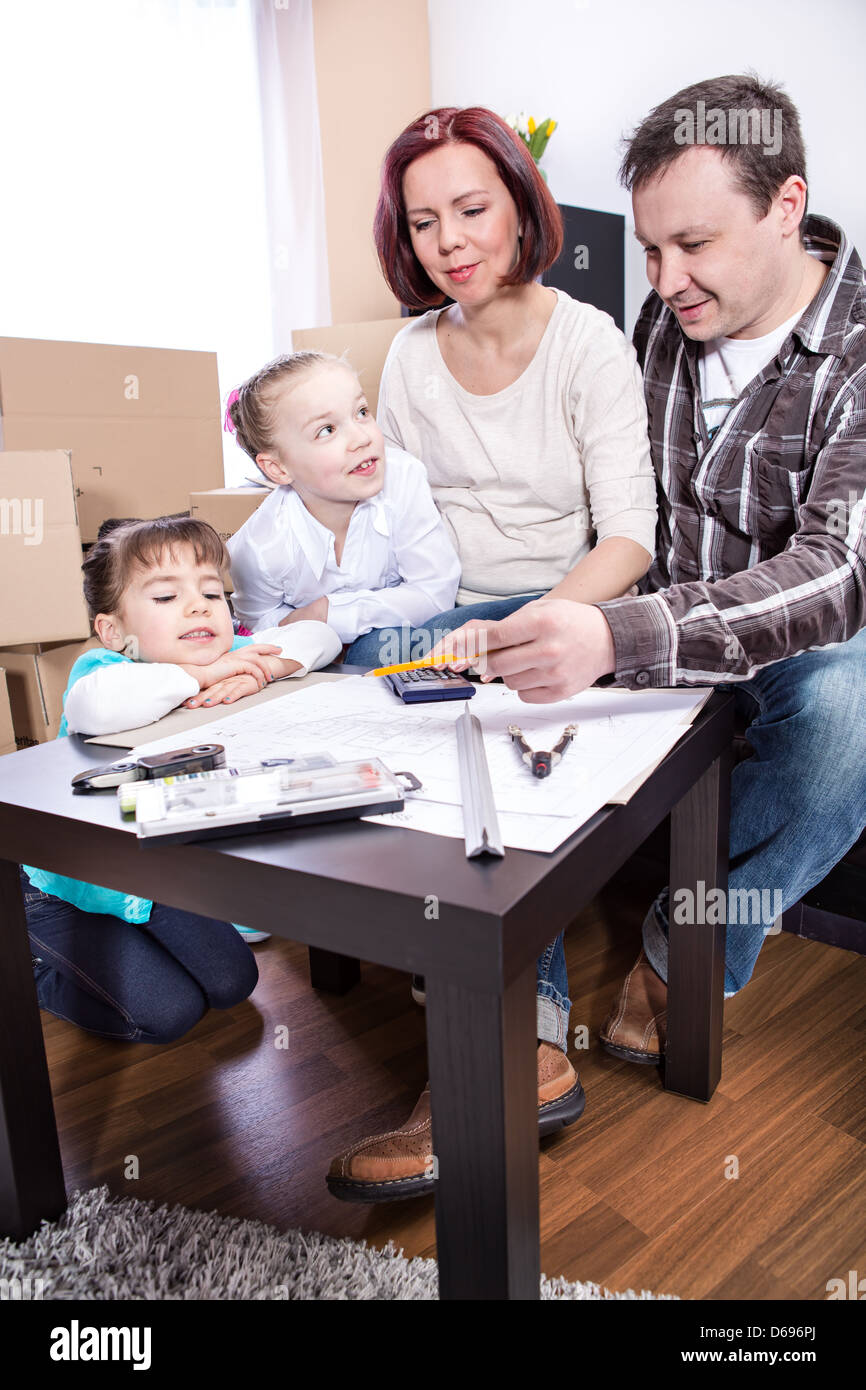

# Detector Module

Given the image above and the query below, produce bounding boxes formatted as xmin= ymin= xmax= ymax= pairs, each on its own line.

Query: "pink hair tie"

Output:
xmin=224 ymin=387 xmax=240 ymax=434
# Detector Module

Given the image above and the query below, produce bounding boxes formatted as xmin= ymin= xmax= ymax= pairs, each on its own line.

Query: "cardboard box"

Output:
xmin=0 ymin=337 xmax=225 ymax=542
xmin=0 ymin=637 xmax=101 ymax=746
xmin=0 ymin=450 xmax=92 ymax=646
xmin=189 ymin=486 xmax=274 ymax=596
xmin=291 ymin=318 xmax=405 ymax=416
xmin=0 ymin=669 xmax=15 ymax=756
xmin=188 ymin=486 xmax=272 ymax=544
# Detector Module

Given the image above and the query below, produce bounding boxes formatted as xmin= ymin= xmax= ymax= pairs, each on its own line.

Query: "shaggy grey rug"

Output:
xmin=0 ymin=1186 xmax=677 ymax=1300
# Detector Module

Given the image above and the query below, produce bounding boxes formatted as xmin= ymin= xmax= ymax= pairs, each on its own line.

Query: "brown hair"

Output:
xmin=374 ymin=106 xmax=563 ymax=309
xmin=620 ymin=73 xmax=809 ymax=240
xmin=228 ymin=350 xmax=346 ymax=469
xmin=82 ymin=515 xmax=228 ymax=620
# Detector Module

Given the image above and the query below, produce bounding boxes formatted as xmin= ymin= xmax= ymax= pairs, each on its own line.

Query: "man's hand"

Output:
xmin=437 ymin=599 xmax=617 ymax=704
xmin=178 ymin=644 xmax=282 ymax=694
xmin=279 ymin=597 xmax=329 ymax=625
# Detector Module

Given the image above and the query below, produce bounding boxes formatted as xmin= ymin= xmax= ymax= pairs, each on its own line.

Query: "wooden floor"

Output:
xmin=41 ymin=857 xmax=866 ymax=1301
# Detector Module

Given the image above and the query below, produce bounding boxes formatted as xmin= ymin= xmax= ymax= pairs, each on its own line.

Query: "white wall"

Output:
xmin=428 ymin=0 xmax=866 ymax=335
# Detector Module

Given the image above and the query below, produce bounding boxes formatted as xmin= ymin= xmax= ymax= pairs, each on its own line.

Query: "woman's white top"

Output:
xmin=226 ymin=446 xmax=461 ymax=641
xmin=376 ymin=289 xmax=658 ymax=605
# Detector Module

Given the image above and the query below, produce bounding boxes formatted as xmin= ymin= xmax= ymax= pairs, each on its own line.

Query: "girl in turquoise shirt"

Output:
xmin=21 ymin=514 xmax=340 ymax=1043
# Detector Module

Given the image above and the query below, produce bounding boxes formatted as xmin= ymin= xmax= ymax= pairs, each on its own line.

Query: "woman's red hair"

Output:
xmin=374 ymin=107 xmax=563 ymax=310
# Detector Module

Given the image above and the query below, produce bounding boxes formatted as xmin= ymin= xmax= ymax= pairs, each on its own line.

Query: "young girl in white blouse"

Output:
xmin=225 ymin=351 xmax=460 ymax=662
xmin=20 ymin=515 xmax=341 ymax=1043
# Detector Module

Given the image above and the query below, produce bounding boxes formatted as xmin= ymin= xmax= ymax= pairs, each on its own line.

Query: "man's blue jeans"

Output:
xmin=640 ymin=625 xmax=866 ymax=996
xmin=22 ymin=867 xmax=259 ymax=1043
xmin=345 ymin=592 xmax=572 ymax=1048
xmin=549 ymin=625 xmax=865 ymax=1042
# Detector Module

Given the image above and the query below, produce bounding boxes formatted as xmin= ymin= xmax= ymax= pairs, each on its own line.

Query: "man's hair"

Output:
xmin=619 ymin=73 xmax=809 ymax=238
xmin=374 ymin=106 xmax=563 ymax=309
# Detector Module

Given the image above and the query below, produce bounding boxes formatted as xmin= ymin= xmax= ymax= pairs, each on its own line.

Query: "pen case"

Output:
xmin=126 ymin=758 xmax=421 ymax=844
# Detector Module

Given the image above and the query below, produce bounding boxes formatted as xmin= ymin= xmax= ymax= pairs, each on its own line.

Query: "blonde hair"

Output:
xmin=227 ymin=350 xmax=350 ymax=471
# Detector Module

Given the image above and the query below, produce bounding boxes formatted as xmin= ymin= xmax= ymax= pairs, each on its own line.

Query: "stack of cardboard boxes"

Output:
xmin=0 ymin=317 xmax=405 ymax=753
xmin=0 ymin=338 xmax=225 ymax=750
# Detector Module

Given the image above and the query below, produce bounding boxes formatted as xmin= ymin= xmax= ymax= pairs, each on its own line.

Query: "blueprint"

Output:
xmin=131 ymin=676 xmax=711 ymax=852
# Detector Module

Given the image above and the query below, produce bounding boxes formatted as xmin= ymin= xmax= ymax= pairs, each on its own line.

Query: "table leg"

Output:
xmin=425 ymin=961 xmax=539 ymax=1300
xmin=307 ymin=946 xmax=361 ymax=995
xmin=0 ymin=859 xmax=67 ymax=1238
xmin=666 ymin=750 xmax=731 ymax=1101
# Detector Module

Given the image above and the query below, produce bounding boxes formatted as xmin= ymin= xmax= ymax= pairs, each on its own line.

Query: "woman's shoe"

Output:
xmin=537 ymin=1040 xmax=586 ymax=1136
xmin=232 ymin=924 xmax=271 ymax=944
xmin=326 ymin=1085 xmax=435 ymax=1203
xmin=326 ymin=1044 xmax=585 ymax=1203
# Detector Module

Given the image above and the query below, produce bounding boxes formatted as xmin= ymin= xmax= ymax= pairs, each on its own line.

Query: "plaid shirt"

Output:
xmin=596 ymin=215 xmax=866 ymax=688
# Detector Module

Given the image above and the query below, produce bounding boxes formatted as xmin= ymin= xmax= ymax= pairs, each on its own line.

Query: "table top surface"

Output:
xmin=0 ymin=685 xmax=733 ymax=921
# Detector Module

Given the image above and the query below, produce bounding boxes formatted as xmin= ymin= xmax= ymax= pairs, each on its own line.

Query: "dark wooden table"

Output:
xmin=0 ymin=688 xmax=732 ymax=1299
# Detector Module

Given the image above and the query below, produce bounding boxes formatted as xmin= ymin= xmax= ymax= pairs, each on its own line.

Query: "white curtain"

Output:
xmin=250 ymin=0 xmax=331 ymax=348
xmin=0 ymin=0 xmax=329 ymax=486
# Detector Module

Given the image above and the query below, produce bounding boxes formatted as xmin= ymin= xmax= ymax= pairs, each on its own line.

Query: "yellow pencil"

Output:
xmin=364 ymin=654 xmax=459 ymax=678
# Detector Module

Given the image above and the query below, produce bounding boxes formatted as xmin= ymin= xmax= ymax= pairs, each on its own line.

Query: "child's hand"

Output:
xmin=181 ymin=653 xmax=303 ymax=707
xmin=184 ymin=673 xmax=262 ymax=707
xmin=279 ymin=597 xmax=329 ymax=625
xmin=179 ymin=645 xmax=281 ymax=693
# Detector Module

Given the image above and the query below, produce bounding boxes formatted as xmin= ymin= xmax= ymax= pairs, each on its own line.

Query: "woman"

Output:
xmin=328 ymin=108 xmax=657 ymax=1204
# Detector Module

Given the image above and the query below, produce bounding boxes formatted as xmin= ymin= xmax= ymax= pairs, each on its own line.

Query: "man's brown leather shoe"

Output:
xmin=599 ymin=949 xmax=667 ymax=1065
xmin=326 ymin=1043 xmax=585 ymax=1203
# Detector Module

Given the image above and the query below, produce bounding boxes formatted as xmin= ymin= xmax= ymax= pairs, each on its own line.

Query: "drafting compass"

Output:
xmin=507 ymin=723 xmax=579 ymax=779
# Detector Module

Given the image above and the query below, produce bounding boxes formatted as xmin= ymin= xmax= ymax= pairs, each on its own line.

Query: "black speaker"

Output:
xmin=543 ymin=204 xmax=625 ymax=330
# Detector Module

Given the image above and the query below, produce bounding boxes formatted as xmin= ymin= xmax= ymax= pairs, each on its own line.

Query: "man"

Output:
xmin=453 ymin=72 xmax=866 ymax=1059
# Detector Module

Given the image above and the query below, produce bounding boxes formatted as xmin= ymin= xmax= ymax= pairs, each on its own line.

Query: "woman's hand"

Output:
xmin=544 ymin=539 xmax=652 ymax=605
xmin=178 ymin=644 xmax=281 ymax=693
xmin=279 ymin=597 xmax=329 ymax=625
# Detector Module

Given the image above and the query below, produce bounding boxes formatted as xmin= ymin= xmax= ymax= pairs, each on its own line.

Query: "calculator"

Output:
xmin=384 ymin=667 xmax=476 ymax=704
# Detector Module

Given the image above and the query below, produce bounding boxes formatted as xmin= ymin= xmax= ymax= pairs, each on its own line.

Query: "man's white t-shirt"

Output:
xmin=699 ymin=307 xmax=805 ymax=441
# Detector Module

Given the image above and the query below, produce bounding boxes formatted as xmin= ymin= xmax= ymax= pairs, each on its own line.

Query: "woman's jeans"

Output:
xmin=343 ymin=593 xmax=547 ymax=668
xmin=22 ymin=868 xmax=259 ymax=1043
xmin=345 ymin=592 xmax=573 ymax=1047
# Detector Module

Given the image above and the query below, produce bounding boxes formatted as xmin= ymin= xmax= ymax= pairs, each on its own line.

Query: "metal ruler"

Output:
xmin=455 ymin=707 xmax=504 ymax=858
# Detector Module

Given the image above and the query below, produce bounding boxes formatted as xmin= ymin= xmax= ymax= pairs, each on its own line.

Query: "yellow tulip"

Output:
xmin=547 ymin=119 xmax=557 ymax=136
xmin=528 ymin=116 xmax=536 ymax=135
